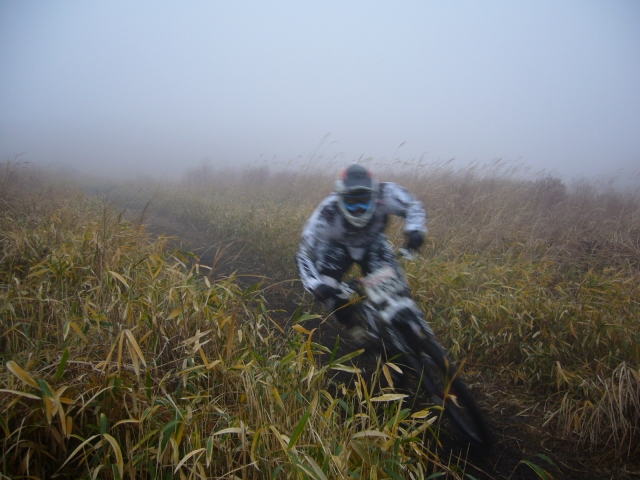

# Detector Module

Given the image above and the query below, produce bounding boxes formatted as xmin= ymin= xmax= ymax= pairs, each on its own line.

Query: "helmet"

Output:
xmin=334 ymin=164 xmax=379 ymax=228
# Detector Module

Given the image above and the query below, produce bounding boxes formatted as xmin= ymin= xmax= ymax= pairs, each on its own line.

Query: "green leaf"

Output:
xmin=288 ymin=404 xmax=312 ymax=450
xmin=161 ymin=419 xmax=181 ymax=452
xmin=337 ymin=399 xmax=352 ymax=417
xmin=100 ymin=413 xmax=108 ymax=435
xmin=329 ymin=336 xmax=340 ymax=364
xmin=292 ymin=303 xmax=304 ymax=322
xmin=520 ymin=460 xmax=551 ymax=480
xmin=243 ymin=281 xmax=263 ymax=295
xmin=294 ymin=313 xmax=321 ymax=324
xmin=37 ymin=379 xmax=53 ymax=398
xmin=206 ymin=435 xmax=214 ymax=466
xmin=148 ymin=456 xmax=156 ymax=479
xmin=56 ymin=348 xmax=69 ymax=382
xmin=280 ymin=350 xmax=297 ymax=366
xmin=535 ymin=453 xmax=561 ymax=472
xmin=330 ymin=348 xmax=363 ymax=366
xmin=382 ymin=466 xmax=405 ymax=480
xmin=271 ymin=464 xmax=285 ymax=480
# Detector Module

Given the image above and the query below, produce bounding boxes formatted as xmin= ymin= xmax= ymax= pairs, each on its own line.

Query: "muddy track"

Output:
xmin=137 ymin=207 xmax=633 ymax=480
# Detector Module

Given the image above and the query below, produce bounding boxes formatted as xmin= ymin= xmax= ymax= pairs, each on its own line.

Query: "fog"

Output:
xmin=1 ymin=1 xmax=639 ymax=180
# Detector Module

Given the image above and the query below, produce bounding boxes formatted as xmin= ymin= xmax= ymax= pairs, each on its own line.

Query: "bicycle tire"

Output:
xmin=355 ymin=300 xmax=492 ymax=451
xmin=415 ymin=337 xmax=493 ymax=453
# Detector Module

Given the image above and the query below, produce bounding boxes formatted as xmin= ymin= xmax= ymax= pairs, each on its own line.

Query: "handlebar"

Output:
xmin=398 ymin=248 xmax=417 ymax=261
xmin=339 ymin=248 xmax=417 ymax=297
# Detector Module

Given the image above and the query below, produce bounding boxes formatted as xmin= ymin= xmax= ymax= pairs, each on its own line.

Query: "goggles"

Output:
xmin=343 ymin=192 xmax=372 ymax=212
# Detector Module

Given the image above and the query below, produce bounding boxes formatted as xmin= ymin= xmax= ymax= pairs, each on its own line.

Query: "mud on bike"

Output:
xmin=334 ymin=251 xmax=493 ymax=452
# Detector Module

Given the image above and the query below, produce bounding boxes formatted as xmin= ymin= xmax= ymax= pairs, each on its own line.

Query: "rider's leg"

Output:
xmin=310 ymin=243 xmax=378 ymax=349
xmin=316 ymin=274 xmax=360 ymax=328
xmin=310 ymin=241 xmax=360 ymax=328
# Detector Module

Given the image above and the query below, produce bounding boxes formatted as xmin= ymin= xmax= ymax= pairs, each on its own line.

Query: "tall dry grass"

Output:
xmin=131 ymin=158 xmax=640 ymax=457
xmin=1 ymin=162 xmax=463 ymax=479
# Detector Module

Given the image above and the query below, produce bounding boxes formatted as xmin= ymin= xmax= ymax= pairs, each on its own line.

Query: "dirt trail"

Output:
xmin=138 ymin=207 xmax=632 ymax=480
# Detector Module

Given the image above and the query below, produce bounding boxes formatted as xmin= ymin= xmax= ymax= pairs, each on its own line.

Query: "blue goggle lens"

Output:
xmin=344 ymin=201 xmax=370 ymax=212
xmin=343 ymin=193 xmax=372 ymax=212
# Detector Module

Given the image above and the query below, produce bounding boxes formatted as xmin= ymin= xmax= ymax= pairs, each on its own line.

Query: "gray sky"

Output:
xmin=1 ymin=1 xmax=639 ymax=179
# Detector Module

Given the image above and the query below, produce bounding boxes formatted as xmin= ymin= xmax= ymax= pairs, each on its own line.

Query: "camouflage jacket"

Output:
xmin=297 ymin=182 xmax=427 ymax=292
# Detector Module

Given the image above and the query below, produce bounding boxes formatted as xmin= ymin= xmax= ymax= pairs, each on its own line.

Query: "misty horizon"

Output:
xmin=1 ymin=1 xmax=639 ymax=181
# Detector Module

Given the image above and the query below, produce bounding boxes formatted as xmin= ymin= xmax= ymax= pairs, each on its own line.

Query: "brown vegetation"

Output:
xmin=1 ymin=161 xmax=475 ymax=479
xmin=2 ymin=158 xmax=639 ymax=478
xmin=169 ymin=157 xmax=640 ymax=457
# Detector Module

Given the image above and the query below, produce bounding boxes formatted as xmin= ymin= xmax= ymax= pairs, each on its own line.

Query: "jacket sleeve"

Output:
xmin=380 ymin=182 xmax=428 ymax=233
xmin=296 ymin=196 xmax=336 ymax=293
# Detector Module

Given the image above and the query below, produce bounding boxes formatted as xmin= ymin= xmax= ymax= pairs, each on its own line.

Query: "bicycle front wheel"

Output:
xmin=415 ymin=338 xmax=493 ymax=453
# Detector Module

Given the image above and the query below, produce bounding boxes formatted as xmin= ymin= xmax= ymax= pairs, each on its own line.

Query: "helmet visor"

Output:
xmin=343 ymin=191 xmax=372 ymax=214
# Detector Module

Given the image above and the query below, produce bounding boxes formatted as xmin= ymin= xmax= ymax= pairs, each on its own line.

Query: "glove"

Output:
xmin=313 ymin=283 xmax=340 ymax=302
xmin=405 ymin=230 xmax=424 ymax=252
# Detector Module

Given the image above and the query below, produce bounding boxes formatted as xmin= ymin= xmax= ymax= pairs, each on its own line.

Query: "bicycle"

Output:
xmin=336 ymin=251 xmax=493 ymax=452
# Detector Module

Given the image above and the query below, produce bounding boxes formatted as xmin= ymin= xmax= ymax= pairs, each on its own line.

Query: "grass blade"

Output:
xmin=56 ymin=348 xmax=70 ymax=382
xmin=103 ymin=433 xmax=124 ymax=479
xmin=174 ymin=447 xmax=206 ymax=473
xmin=519 ymin=460 xmax=552 ymax=480
xmin=6 ymin=360 xmax=38 ymax=388
xmin=288 ymin=404 xmax=311 ymax=450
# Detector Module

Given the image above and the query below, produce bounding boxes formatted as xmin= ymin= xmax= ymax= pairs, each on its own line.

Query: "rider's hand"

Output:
xmin=405 ymin=230 xmax=424 ymax=252
xmin=313 ymin=284 xmax=340 ymax=302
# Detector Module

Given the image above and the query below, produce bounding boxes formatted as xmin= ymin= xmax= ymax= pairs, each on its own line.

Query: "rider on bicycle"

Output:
xmin=296 ymin=164 xmax=427 ymax=345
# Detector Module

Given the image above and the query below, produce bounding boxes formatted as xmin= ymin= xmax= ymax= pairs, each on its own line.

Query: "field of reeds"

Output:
xmin=2 ymin=158 xmax=639 ymax=479
xmin=1 ymin=161 xmax=486 ymax=479
xmin=122 ymin=157 xmax=640 ymax=458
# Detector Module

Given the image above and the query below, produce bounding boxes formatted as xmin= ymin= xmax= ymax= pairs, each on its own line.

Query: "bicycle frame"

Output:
xmin=340 ymin=264 xmax=493 ymax=452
